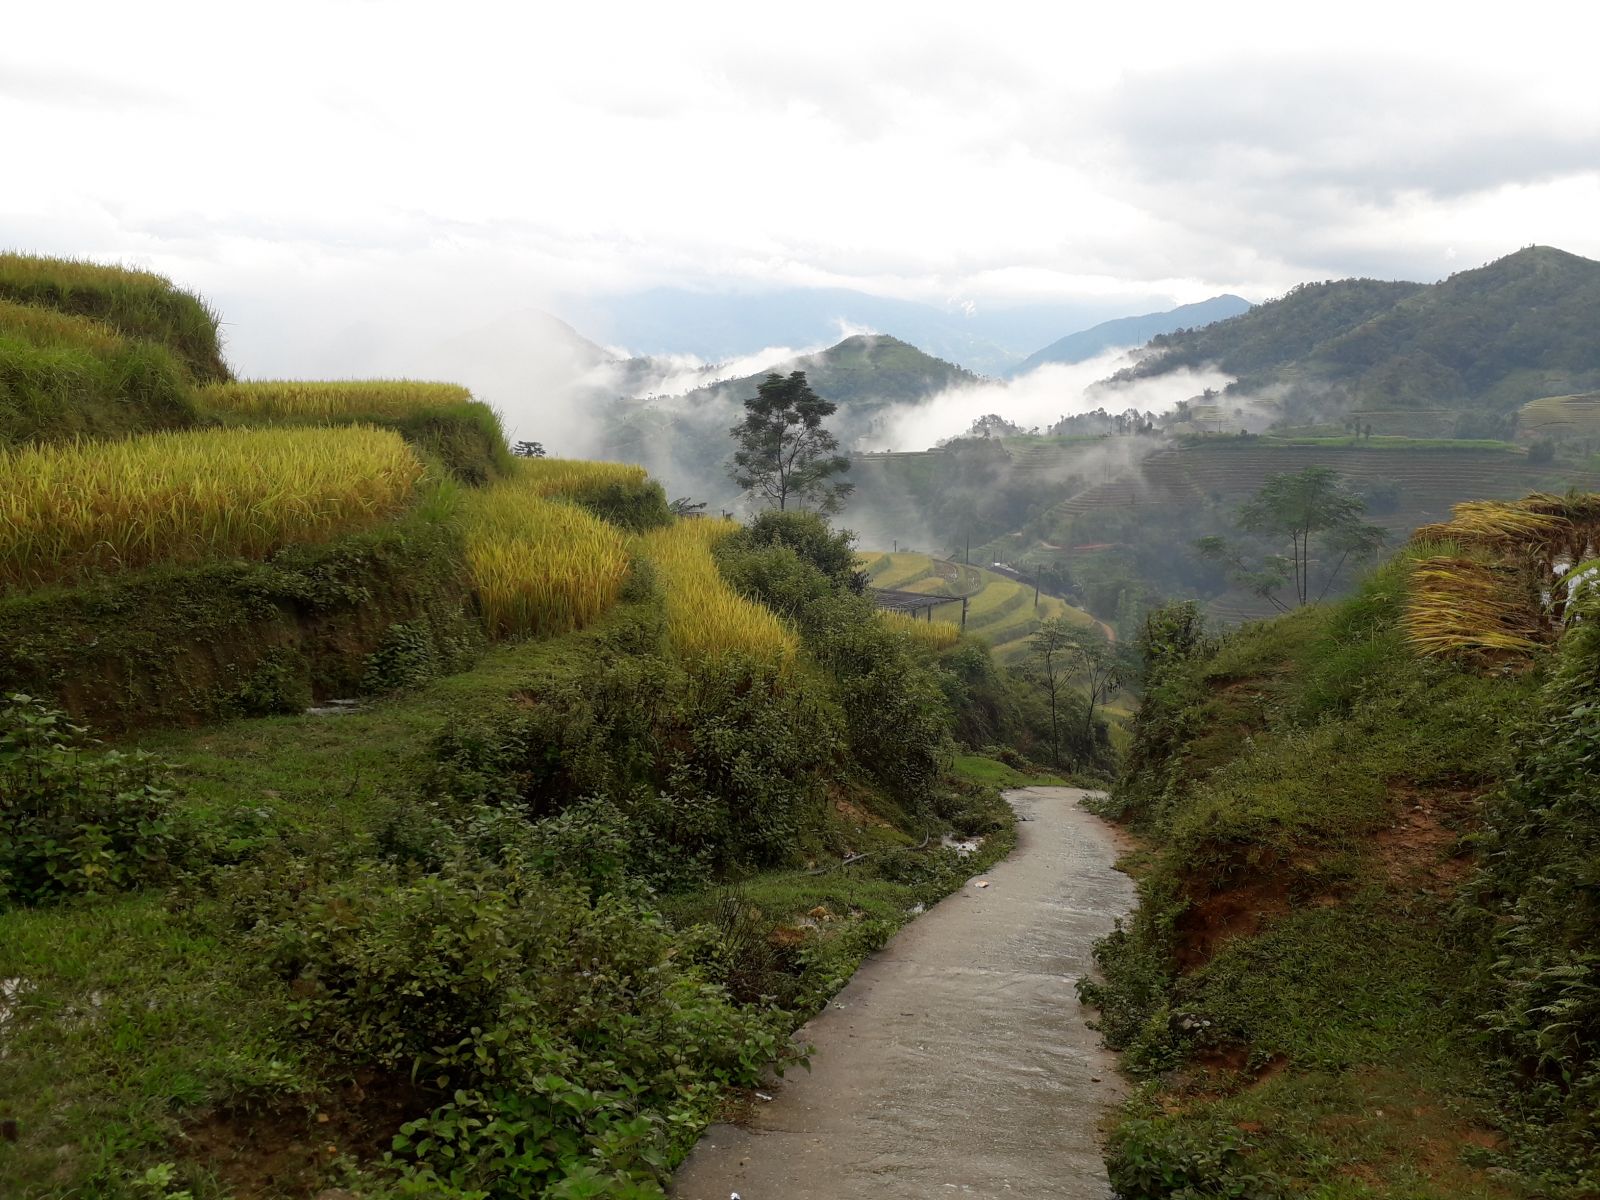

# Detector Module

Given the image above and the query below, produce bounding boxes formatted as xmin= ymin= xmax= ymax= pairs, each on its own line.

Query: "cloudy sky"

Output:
xmin=6 ymin=0 xmax=1599 ymax=377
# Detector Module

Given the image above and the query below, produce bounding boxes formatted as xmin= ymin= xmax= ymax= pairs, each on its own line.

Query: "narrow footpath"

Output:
xmin=672 ymin=787 xmax=1135 ymax=1200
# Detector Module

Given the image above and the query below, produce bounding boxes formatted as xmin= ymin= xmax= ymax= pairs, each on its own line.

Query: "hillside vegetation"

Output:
xmin=860 ymin=550 xmax=1100 ymax=662
xmin=1085 ymin=535 xmax=1600 ymax=1196
xmin=0 ymin=255 xmax=1066 ymax=1200
xmin=1116 ymin=247 xmax=1600 ymax=432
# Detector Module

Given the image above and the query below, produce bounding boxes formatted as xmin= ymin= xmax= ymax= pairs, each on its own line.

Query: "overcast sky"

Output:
xmin=6 ymin=0 xmax=1600 ymax=375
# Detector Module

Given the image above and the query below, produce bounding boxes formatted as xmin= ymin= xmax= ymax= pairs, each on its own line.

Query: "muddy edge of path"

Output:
xmin=672 ymin=786 xmax=1136 ymax=1200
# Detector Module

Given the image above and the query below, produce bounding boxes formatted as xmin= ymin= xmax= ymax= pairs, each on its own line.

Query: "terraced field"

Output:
xmin=861 ymin=551 xmax=1098 ymax=662
xmin=1519 ymin=392 xmax=1600 ymax=440
xmin=1032 ymin=440 xmax=1600 ymax=537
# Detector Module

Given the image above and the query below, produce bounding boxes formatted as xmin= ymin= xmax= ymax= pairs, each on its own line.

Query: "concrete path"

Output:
xmin=672 ymin=787 xmax=1135 ymax=1200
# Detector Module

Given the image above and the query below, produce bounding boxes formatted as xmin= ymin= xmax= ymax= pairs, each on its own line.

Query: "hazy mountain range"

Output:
xmin=1011 ymin=295 xmax=1251 ymax=375
xmin=1119 ymin=246 xmax=1600 ymax=432
xmin=554 ymin=286 xmax=1191 ymax=377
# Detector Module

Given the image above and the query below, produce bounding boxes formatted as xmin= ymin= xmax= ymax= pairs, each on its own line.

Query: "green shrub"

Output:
xmin=724 ymin=509 xmax=865 ymax=591
xmin=1107 ymin=1106 xmax=1284 ymax=1200
xmin=428 ymin=646 xmax=840 ymax=879
xmin=363 ymin=619 xmax=445 ymax=694
xmin=247 ymin=858 xmax=785 ymax=1197
xmin=1468 ymin=602 xmax=1600 ymax=1183
xmin=0 ymin=693 xmax=185 ymax=903
xmin=566 ymin=478 xmax=673 ymax=532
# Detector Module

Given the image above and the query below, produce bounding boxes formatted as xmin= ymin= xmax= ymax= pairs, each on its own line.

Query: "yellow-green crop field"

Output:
xmin=860 ymin=551 xmax=1099 ymax=661
xmin=1518 ymin=392 xmax=1600 ymax=439
xmin=879 ymin=610 xmax=962 ymax=651
xmin=639 ymin=519 xmax=798 ymax=666
xmin=517 ymin=456 xmax=651 ymax=501
xmin=459 ymin=475 xmax=631 ymax=640
xmin=200 ymin=379 xmax=476 ymax=420
xmin=0 ymin=425 xmax=422 ymax=591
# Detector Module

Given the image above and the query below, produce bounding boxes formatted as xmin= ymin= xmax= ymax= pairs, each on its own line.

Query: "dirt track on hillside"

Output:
xmin=671 ymin=787 xmax=1135 ymax=1200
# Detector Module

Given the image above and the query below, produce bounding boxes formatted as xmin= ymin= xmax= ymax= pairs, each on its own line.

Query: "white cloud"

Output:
xmin=871 ymin=349 xmax=1235 ymax=451
xmin=2 ymin=0 xmax=1599 ymax=377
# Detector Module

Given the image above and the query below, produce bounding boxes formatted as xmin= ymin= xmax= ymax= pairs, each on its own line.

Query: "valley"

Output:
xmin=3 ymin=243 xmax=1600 ymax=1200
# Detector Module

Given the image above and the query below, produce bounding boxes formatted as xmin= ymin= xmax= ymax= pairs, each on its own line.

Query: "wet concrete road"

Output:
xmin=672 ymin=787 xmax=1136 ymax=1200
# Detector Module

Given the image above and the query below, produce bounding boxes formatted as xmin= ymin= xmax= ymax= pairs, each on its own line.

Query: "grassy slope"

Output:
xmin=0 ymin=593 xmax=1021 ymax=1198
xmin=1088 ymin=564 xmax=1539 ymax=1196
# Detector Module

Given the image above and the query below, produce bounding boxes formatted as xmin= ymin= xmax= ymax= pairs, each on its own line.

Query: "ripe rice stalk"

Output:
xmin=1442 ymin=500 xmax=1568 ymax=549
xmin=458 ymin=482 xmax=630 ymax=639
xmin=514 ymin=457 xmax=652 ymax=502
xmin=0 ymin=425 xmax=423 ymax=592
xmin=1401 ymin=555 xmax=1544 ymax=659
xmin=201 ymin=380 xmax=476 ymax=421
xmin=879 ymin=611 xmax=962 ymax=651
xmin=637 ymin=519 xmax=798 ymax=667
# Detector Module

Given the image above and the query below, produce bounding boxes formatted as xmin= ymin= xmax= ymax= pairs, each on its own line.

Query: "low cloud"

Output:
xmin=867 ymin=348 xmax=1234 ymax=451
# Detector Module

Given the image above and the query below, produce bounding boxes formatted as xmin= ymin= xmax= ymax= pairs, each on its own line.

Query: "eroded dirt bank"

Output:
xmin=672 ymin=786 xmax=1135 ymax=1200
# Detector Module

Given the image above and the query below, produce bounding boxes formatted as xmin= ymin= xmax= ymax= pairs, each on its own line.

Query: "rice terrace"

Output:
xmin=7 ymin=19 xmax=1600 ymax=1197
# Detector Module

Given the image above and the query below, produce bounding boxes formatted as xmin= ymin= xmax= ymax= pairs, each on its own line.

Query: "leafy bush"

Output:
xmin=715 ymin=528 xmax=954 ymax=801
xmin=1469 ymin=600 xmax=1600 ymax=1183
xmin=0 ymin=693 xmax=185 ymax=903
xmin=428 ymin=646 xmax=839 ymax=879
xmin=246 ymin=857 xmax=785 ymax=1197
xmin=1107 ymin=1106 xmax=1284 ymax=1200
xmin=725 ymin=509 xmax=866 ymax=592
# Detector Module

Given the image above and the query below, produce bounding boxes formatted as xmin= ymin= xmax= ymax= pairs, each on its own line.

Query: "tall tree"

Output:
xmin=728 ymin=371 xmax=853 ymax=513
xmin=1198 ymin=466 xmax=1385 ymax=609
xmin=1065 ymin=625 xmax=1126 ymax=744
xmin=1027 ymin=618 xmax=1074 ymax=767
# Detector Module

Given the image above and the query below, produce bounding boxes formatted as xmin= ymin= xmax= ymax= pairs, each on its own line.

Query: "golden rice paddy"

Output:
xmin=0 ymin=425 xmax=423 ymax=591
xmin=200 ymin=379 xmax=476 ymax=421
xmin=637 ymin=518 xmax=798 ymax=666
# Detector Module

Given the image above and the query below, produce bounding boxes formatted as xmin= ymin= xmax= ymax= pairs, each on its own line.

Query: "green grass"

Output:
xmin=0 ymin=590 xmax=1022 ymax=1197
xmin=0 ymin=298 xmax=199 ymax=443
xmin=1090 ymin=562 xmax=1540 ymax=1197
xmin=0 ymin=252 xmax=228 ymax=383
xmin=950 ymin=754 xmax=1067 ymax=788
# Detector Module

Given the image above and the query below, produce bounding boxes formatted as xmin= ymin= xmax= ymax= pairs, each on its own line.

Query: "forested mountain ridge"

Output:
xmin=1113 ymin=246 xmax=1600 ymax=423
xmin=678 ymin=333 xmax=982 ymax=414
xmin=1013 ymin=294 xmax=1251 ymax=374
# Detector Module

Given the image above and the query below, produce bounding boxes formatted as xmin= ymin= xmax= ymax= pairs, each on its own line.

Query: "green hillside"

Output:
xmin=685 ymin=333 xmax=982 ymax=416
xmin=1115 ymin=247 xmax=1600 ymax=432
xmin=860 ymin=550 xmax=1102 ymax=663
xmin=1088 ymin=516 xmax=1600 ymax=1194
xmin=0 ymin=255 xmax=1089 ymax=1200
xmin=1014 ymin=294 xmax=1251 ymax=374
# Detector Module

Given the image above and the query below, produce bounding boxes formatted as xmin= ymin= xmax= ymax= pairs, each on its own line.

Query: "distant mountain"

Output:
xmin=679 ymin=333 xmax=980 ymax=416
xmin=599 ymin=334 xmax=978 ymax=503
xmin=556 ymin=287 xmax=1172 ymax=377
xmin=1012 ymin=295 xmax=1252 ymax=375
xmin=1110 ymin=247 xmax=1600 ymax=431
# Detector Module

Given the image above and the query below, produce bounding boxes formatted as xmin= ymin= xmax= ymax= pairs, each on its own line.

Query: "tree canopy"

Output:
xmin=1199 ymin=466 xmax=1386 ymax=609
xmin=728 ymin=370 xmax=853 ymax=513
